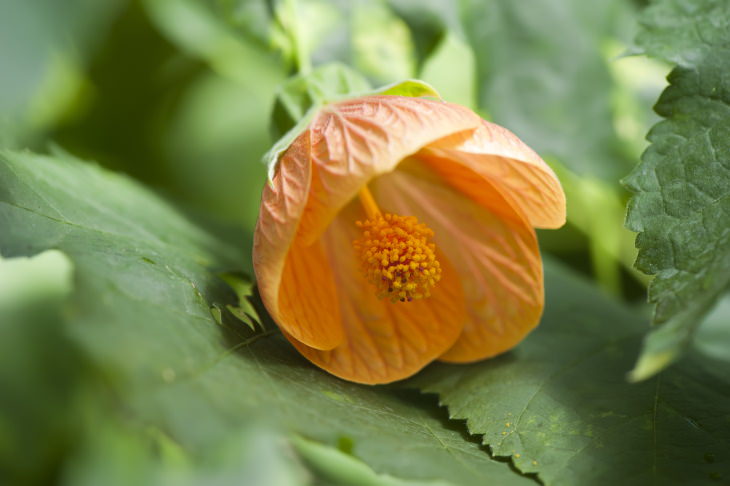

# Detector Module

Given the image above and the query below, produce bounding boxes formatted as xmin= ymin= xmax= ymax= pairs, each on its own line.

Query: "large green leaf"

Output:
xmin=412 ymin=259 xmax=730 ymax=485
xmin=623 ymin=0 xmax=730 ymax=380
xmin=0 ymin=149 xmax=531 ymax=486
xmin=62 ymin=419 xmax=313 ymax=486
xmin=634 ymin=0 xmax=730 ymax=67
xmin=0 ymin=250 xmax=83 ymax=486
xmin=63 ymin=414 xmax=450 ymax=486
xmin=0 ymin=251 xmax=451 ymax=486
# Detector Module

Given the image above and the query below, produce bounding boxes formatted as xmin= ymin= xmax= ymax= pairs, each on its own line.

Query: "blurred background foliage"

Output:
xmin=7 ymin=0 xmax=724 ymax=484
xmin=0 ymin=0 xmax=659 ymax=377
xmin=1 ymin=0 xmax=667 ymax=293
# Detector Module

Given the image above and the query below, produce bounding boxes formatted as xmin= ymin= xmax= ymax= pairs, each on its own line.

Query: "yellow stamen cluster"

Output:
xmin=353 ymin=213 xmax=441 ymax=302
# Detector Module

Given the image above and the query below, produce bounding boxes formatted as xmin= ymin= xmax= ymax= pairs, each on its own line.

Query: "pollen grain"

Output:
xmin=353 ymin=212 xmax=441 ymax=303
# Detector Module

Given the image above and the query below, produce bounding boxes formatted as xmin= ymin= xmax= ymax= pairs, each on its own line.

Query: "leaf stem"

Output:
xmin=285 ymin=0 xmax=311 ymax=75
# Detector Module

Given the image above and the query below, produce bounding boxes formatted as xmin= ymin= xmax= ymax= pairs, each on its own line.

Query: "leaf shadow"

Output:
xmin=388 ymin=387 xmax=542 ymax=484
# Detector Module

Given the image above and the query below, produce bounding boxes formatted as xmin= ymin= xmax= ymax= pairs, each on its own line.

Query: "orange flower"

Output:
xmin=253 ymin=95 xmax=565 ymax=384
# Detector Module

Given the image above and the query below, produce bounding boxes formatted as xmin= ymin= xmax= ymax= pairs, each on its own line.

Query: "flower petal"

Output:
xmin=255 ymin=97 xmax=480 ymax=352
xmin=424 ymin=120 xmax=566 ymax=229
xmin=372 ymin=159 xmax=544 ymax=362
xmin=297 ymin=96 xmax=482 ymax=245
xmin=277 ymin=239 xmax=344 ymax=349
xmin=254 ymin=132 xmax=344 ymax=350
xmin=285 ymin=200 xmax=466 ymax=384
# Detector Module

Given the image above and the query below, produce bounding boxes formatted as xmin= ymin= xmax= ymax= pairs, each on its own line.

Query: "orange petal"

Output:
xmin=424 ymin=120 xmax=566 ymax=229
xmin=255 ymin=96 xmax=480 ymax=351
xmin=372 ymin=160 xmax=543 ymax=362
xmin=277 ymin=238 xmax=344 ymax=349
xmin=286 ymin=200 xmax=466 ymax=384
xmin=254 ymin=132 xmax=344 ymax=350
xmin=297 ymin=96 xmax=482 ymax=245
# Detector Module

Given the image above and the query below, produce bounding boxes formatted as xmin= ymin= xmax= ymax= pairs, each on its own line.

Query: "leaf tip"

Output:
xmin=627 ymin=349 xmax=675 ymax=382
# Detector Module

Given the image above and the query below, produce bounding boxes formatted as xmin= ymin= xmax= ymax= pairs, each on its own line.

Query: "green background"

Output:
xmin=1 ymin=0 xmax=728 ymax=484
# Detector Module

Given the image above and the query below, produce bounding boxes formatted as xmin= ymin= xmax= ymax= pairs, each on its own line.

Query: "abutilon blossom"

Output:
xmin=253 ymin=95 xmax=566 ymax=384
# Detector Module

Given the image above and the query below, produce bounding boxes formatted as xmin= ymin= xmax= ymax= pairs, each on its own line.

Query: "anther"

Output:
xmin=352 ymin=195 xmax=442 ymax=303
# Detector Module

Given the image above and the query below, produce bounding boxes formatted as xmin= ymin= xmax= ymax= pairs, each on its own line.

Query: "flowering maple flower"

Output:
xmin=253 ymin=95 xmax=566 ymax=385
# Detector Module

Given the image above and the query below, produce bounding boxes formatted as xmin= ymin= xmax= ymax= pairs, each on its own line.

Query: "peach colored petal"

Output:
xmin=254 ymin=132 xmax=343 ymax=350
xmin=254 ymin=94 xmax=559 ymax=376
xmin=297 ymin=96 xmax=482 ymax=245
xmin=255 ymin=96 xmax=480 ymax=351
xmin=277 ymin=238 xmax=343 ymax=349
xmin=425 ymin=120 xmax=566 ymax=229
xmin=285 ymin=200 xmax=466 ymax=384
xmin=372 ymin=160 xmax=543 ymax=362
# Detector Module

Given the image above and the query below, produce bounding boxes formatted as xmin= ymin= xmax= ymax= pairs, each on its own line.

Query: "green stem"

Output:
xmin=285 ymin=0 xmax=311 ymax=74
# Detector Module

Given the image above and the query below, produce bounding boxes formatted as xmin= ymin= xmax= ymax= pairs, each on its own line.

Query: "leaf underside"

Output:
xmin=624 ymin=0 xmax=730 ymax=380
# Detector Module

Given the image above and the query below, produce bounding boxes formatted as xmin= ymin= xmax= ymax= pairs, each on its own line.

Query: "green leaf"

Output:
xmin=161 ymin=71 xmax=280 ymax=233
xmin=623 ymin=0 xmax=730 ymax=380
xmin=387 ymin=2 xmax=477 ymax=108
xmin=374 ymin=79 xmax=441 ymax=99
xmin=0 ymin=250 xmax=73 ymax=306
xmin=0 ymin=149 xmax=531 ymax=486
xmin=175 ymin=0 xmax=417 ymax=85
xmin=292 ymin=435 xmax=452 ymax=486
xmin=64 ymin=414 xmax=454 ymax=486
xmin=693 ymin=295 xmax=730 ymax=365
xmin=198 ymin=0 xmax=274 ymax=48
xmin=346 ymin=0 xmax=416 ymax=84
xmin=417 ymin=30 xmax=476 ymax=109
xmin=634 ymin=0 xmax=730 ymax=67
xmin=272 ymin=0 xmax=416 ymax=84
xmin=548 ymin=159 xmax=645 ymax=296
xmin=387 ymin=0 xmax=463 ymax=67
xmin=63 ymin=416 xmax=314 ymax=486
xmin=411 ymin=258 xmax=730 ymax=485
xmin=142 ymin=0 xmax=284 ymax=83
xmin=0 ymin=250 xmax=85 ymax=485
xmin=461 ymin=0 xmax=636 ymax=180
xmin=219 ymin=272 xmax=262 ymax=331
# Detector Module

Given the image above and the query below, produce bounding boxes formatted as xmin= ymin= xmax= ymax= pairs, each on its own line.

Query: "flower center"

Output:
xmin=353 ymin=187 xmax=441 ymax=302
